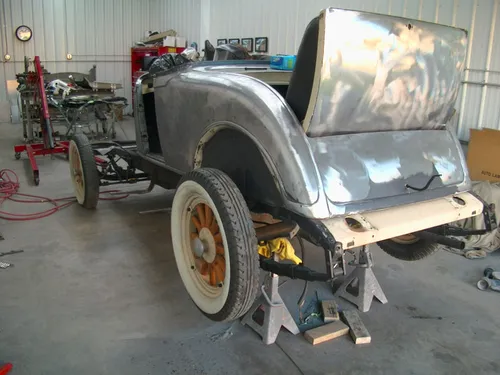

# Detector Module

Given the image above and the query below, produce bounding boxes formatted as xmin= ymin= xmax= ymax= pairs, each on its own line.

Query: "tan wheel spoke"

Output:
xmin=209 ymin=265 xmax=216 ymax=286
xmin=216 ymin=245 xmax=224 ymax=255
xmin=209 ymin=220 xmax=219 ymax=235
xmin=213 ymin=260 xmax=224 ymax=284
xmin=207 ymin=216 xmax=215 ymax=231
xmin=204 ymin=204 xmax=213 ymax=228
xmin=196 ymin=205 xmax=205 ymax=227
xmin=200 ymin=260 xmax=209 ymax=276
xmin=214 ymin=233 xmax=222 ymax=244
xmin=191 ymin=215 xmax=202 ymax=232
xmin=218 ymin=256 xmax=226 ymax=276
xmin=194 ymin=257 xmax=203 ymax=269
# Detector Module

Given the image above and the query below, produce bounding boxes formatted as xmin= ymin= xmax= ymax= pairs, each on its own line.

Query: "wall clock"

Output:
xmin=15 ymin=25 xmax=32 ymax=42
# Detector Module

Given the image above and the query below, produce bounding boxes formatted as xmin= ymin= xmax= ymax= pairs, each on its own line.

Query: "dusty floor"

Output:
xmin=1 ymin=119 xmax=500 ymax=375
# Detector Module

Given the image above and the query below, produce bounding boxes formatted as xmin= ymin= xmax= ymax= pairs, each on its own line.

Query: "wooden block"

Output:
xmin=321 ymin=300 xmax=339 ymax=322
xmin=341 ymin=310 xmax=371 ymax=344
xmin=304 ymin=321 xmax=349 ymax=345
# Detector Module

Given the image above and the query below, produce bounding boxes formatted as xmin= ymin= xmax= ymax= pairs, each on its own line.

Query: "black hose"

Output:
xmin=415 ymin=230 xmax=465 ymax=249
xmin=296 ymin=236 xmax=308 ymax=323
xmin=405 ymin=174 xmax=441 ymax=192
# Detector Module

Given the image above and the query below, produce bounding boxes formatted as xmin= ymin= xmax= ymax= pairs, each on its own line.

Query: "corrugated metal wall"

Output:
xmin=149 ymin=0 xmax=201 ymax=45
xmin=210 ymin=0 xmax=500 ymax=141
xmin=0 ymin=0 xmax=201 ymax=117
xmin=1 ymin=0 xmax=498 ymax=139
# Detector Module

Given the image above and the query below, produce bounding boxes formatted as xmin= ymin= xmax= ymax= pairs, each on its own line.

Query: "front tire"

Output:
xmin=69 ymin=134 xmax=99 ymax=209
xmin=171 ymin=168 xmax=259 ymax=322
xmin=377 ymin=234 xmax=439 ymax=261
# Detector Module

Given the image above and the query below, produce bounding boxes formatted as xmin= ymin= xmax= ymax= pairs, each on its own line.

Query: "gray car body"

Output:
xmin=134 ymin=8 xmax=470 ymax=220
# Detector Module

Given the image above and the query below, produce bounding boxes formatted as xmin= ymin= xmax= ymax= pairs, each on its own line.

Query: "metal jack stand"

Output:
xmin=334 ymin=245 xmax=388 ymax=312
xmin=242 ymin=257 xmax=300 ymax=345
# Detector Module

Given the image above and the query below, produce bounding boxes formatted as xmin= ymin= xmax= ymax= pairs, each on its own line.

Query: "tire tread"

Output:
xmin=377 ymin=238 xmax=439 ymax=261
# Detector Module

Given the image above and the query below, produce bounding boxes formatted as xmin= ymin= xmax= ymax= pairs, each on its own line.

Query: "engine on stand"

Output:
xmin=15 ymin=56 xmax=50 ymax=143
xmin=13 ymin=56 xmax=69 ymax=186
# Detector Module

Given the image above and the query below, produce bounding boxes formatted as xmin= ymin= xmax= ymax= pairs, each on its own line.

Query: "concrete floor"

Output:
xmin=1 ymin=119 xmax=500 ymax=375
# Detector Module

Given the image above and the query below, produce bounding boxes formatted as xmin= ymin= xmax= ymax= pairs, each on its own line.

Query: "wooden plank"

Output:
xmin=321 ymin=300 xmax=339 ymax=322
xmin=304 ymin=321 xmax=349 ymax=345
xmin=341 ymin=310 xmax=371 ymax=345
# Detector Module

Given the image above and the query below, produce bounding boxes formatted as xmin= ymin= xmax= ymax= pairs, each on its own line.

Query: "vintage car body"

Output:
xmin=70 ymin=7 xmax=493 ymax=323
xmin=135 ymin=8 xmax=482 ymax=250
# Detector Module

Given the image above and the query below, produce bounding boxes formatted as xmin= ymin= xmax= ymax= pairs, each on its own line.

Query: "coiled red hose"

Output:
xmin=0 ymin=169 xmax=128 ymax=221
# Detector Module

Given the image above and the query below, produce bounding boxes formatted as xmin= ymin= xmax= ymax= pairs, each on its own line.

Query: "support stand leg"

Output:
xmin=26 ymin=103 xmax=33 ymax=142
xmin=334 ymin=246 xmax=388 ymax=312
xmin=242 ymin=271 xmax=299 ymax=345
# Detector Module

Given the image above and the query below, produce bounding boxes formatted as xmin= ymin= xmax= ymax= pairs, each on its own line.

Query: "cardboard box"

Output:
xmin=163 ymin=36 xmax=176 ymax=47
xmin=467 ymin=128 xmax=500 ymax=182
xmin=175 ymin=37 xmax=186 ymax=47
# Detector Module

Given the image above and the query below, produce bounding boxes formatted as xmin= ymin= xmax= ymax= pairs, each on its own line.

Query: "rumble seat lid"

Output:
xmin=299 ymin=8 xmax=467 ymax=137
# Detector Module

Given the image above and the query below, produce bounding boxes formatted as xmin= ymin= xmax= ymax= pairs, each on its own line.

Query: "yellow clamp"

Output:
xmin=258 ymin=237 xmax=302 ymax=265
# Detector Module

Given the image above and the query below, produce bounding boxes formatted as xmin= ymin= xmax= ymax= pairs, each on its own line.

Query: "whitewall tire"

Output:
xmin=69 ymin=134 xmax=99 ymax=209
xmin=171 ymin=168 xmax=259 ymax=321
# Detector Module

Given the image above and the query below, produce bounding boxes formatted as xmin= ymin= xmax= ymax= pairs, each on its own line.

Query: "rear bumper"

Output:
xmin=322 ymin=192 xmax=483 ymax=250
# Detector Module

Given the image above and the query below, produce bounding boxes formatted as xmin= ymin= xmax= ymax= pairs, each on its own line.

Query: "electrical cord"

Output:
xmin=0 ymin=169 xmax=129 ymax=221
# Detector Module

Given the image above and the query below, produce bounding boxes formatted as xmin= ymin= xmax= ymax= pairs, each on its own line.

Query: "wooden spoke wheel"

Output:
xmin=171 ymin=168 xmax=259 ymax=322
xmin=190 ymin=202 xmax=227 ymax=288
xmin=68 ymin=134 xmax=99 ymax=209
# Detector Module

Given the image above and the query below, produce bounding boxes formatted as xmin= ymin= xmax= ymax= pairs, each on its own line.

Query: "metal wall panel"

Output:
xmin=1 ymin=0 xmax=498 ymax=136
xmin=209 ymin=0 xmax=500 ymax=140
xmin=150 ymin=0 xmax=201 ymax=47
xmin=0 ymin=0 xmax=202 ymax=118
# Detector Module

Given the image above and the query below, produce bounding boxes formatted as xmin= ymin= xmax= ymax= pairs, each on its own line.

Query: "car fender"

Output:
xmin=154 ymin=70 xmax=322 ymax=206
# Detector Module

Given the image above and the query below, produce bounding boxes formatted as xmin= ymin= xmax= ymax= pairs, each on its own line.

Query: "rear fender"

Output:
xmin=154 ymin=70 xmax=322 ymax=206
xmin=195 ymin=125 xmax=284 ymax=207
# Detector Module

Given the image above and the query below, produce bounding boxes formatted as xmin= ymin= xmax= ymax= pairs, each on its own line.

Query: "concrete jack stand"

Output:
xmin=334 ymin=245 xmax=388 ymax=312
xmin=242 ymin=264 xmax=300 ymax=345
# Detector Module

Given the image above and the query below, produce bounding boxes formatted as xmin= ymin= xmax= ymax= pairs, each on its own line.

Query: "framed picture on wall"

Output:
xmin=217 ymin=39 xmax=227 ymax=45
xmin=255 ymin=37 xmax=268 ymax=53
xmin=229 ymin=38 xmax=240 ymax=45
xmin=241 ymin=38 xmax=253 ymax=52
